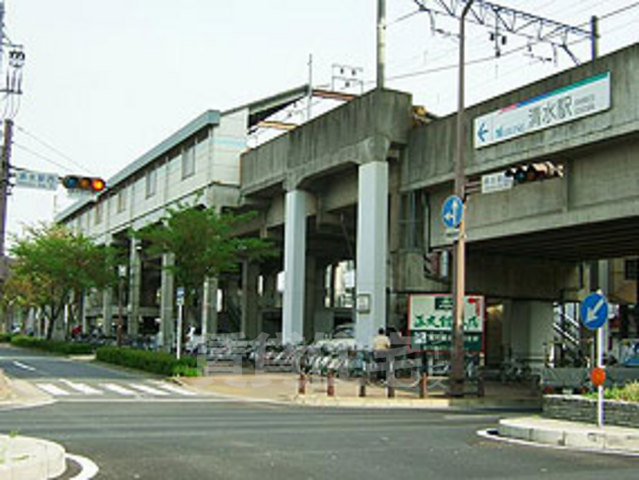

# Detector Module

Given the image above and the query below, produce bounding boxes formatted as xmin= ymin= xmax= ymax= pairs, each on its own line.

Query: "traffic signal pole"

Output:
xmin=449 ymin=0 xmax=474 ymax=397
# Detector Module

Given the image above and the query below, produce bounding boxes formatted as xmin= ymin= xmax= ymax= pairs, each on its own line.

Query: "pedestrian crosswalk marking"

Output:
xmin=37 ymin=383 xmax=71 ymax=396
xmin=128 ymin=383 xmax=170 ymax=396
xmin=100 ymin=383 xmax=137 ymax=396
xmin=33 ymin=379 xmax=204 ymax=399
xmin=151 ymin=382 xmax=196 ymax=396
xmin=60 ymin=379 xmax=104 ymax=395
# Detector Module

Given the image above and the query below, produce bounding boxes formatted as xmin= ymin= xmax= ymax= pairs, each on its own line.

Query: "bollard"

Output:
xmin=327 ymin=371 xmax=335 ymax=397
xmin=358 ymin=376 xmax=366 ymax=397
xmin=298 ymin=372 xmax=306 ymax=395
xmin=419 ymin=373 xmax=428 ymax=399
xmin=477 ymin=370 xmax=485 ymax=398
xmin=386 ymin=362 xmax=395 ymax=398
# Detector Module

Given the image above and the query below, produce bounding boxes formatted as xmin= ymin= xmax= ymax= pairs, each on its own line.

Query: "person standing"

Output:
xmin=372 ymin=327 xmax=391 ymax=381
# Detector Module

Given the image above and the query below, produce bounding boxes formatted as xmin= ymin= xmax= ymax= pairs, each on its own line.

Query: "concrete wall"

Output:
xmin=404 ymin=43 xmax=639 ymax=191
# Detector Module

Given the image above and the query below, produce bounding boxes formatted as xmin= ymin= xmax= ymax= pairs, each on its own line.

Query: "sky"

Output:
xmin=2 ymin=0 xmax=637 ymax=244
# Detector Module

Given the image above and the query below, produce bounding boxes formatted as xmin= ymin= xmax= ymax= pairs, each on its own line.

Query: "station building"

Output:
xmin=57 ymin=44 xmax=639 ymax=368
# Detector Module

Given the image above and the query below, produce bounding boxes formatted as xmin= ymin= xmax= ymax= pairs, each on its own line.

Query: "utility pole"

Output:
xmin=449 ymin=0 xmax=474 ymax=397
xmin=377 ymin=0 xmax=386 ymax=89
xmin=0 ymin=119 xmax=13 ymax=274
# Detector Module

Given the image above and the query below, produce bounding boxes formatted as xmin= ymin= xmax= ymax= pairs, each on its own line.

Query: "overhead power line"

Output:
xmin=12 ymin=142 xmax=71 ymax=172
xmin=412 ymin=0 xmax=593 ymax=64
xmin=15 ymin=124 xmax=97 ymax=175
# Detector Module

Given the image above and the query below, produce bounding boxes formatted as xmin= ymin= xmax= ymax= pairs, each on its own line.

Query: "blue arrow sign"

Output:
xmin=580 ymin=292 xmax=608 ymax=331
xmin=477 ymin=122 xmax=489 ymax=144
xmin=441 ymin=195 xmax=463 ymax=229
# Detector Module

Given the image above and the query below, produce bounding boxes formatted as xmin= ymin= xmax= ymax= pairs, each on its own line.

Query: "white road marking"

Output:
xmin=67 ymin=453 xmax=100 ymax=480
xmin=152 ymin=382 xmax=196 ymax=396
xmin=12 ymin=360 xmax=36 ymax=371
xmin=36 ymin=383 xmax=70 ymax=396
xmin=59 ymin=379 xmax=104 ymax=395
xmin=128 ymin=383 xmax=170 ymax=396
xmin=100 ymin=383 xmax=137 ymax=396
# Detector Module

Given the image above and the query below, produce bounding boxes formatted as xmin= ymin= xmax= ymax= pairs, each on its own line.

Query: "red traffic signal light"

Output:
xmin=61 ymin=175 xmax=106 ymax=193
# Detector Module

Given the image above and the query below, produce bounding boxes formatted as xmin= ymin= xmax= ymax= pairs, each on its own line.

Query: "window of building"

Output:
xmin=625 ymin=259 xmax=638 ymax=280
xmin=181 ymin=143 xmax=195 ymax=179
xmin=145 ymin=168 xmax=157 ymax=198
xmin=95 ymin=201 xmax=103 ymax=225
xmin=117 ymin=188 xmax=127 ymax=213
xmin=399 ymin=191 xmax=425 ymax=250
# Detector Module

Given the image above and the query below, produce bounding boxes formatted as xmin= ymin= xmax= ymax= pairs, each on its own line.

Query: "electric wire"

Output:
xmin=14 ymin=125 xmax=97 ymax=175
xmin=384 ymin=1 xmax=637 ymax=84
xmin=12 ymin=142 xmax=72 ymax=173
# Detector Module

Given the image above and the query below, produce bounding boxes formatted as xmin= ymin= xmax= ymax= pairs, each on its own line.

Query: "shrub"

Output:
xmin=10 ymin=335 xmax=94 ymax=355
xmin=587 ymin=381 xmax=639 ymax=403
xmin=96 ymin=346 xmax=198 ymax=377
xmin=0 ymin=333 xmax=12 ymax=343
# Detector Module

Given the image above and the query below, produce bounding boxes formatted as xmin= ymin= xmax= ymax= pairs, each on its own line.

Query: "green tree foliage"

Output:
xmin=7 ymin=224 xmax=117 ymax=339
xmin=136 ymin=204 xmax=275 ymax=307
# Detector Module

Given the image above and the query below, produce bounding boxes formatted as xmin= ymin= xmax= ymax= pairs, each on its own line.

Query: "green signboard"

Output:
xmin=409 ymin=294 xmax=484 ymax=352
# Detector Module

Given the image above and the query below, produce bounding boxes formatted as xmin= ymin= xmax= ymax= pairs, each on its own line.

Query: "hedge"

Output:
xmin=0 ymin=333 xmax=12 ymax=343
xmin=10 ymin=335 xmax=94 ymax=355
xmin=96 ymin=346 xmax=198 ymax=377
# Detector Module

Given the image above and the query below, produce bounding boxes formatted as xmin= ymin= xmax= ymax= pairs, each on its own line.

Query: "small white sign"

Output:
xmin=14 ymin=170 xmax=59 ymax=191
xmin=474 ymin=72 xmax=611 ymax=149
xmin=481 ymin=172 xmax=514 ymax=194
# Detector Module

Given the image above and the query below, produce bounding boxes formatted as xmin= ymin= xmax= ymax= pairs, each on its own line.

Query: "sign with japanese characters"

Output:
xmin=409 ymin=294 xmax=484 ymax=351
xmin=14 ymin=169 xmax=59 ymax=191
xmin=474 ymin=72 xmax=610 ymax=149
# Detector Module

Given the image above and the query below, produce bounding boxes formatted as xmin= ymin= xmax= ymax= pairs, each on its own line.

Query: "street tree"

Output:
xmin=135 ymin=203 xmax=275 ymax=329
xmin=7 ymin=224 xmax=117 ymax=339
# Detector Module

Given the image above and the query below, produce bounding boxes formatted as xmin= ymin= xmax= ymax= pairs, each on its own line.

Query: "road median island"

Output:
xmin=497 ymin=416 xmax=639 ymax=454
xmin=96 ymin=346 xmax=198 ymax=377
xmin=0 ymin=434 xmax=66 ymax=479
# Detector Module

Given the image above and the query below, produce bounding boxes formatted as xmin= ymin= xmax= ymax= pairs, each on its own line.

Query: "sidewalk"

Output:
xmin=177 ymin=372 xmax=542 ymax=410
xmin=498 ymin=416 xmax=639 ymax=454
xmin=0 ymin=369 xmax=54 ymax=409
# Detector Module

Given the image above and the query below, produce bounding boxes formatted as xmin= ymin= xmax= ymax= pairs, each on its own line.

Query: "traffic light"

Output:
xmin=61 ymin=175 xmax=106 ymax=193
xmin=504 ymin=161 xmax=563 ymax=185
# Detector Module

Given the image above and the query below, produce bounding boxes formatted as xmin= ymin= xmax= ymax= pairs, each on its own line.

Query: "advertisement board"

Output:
xmin=408 ymin=294 xmax=484 ymax=352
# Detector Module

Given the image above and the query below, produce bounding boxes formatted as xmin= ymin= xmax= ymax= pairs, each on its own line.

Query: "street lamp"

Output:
xmin=117 ymin=264 xmax=127 ymax=346
xmin=449 ymin=0 xmax=475 ymax=397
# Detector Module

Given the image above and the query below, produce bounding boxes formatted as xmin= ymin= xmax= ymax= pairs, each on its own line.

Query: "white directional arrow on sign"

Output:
xmin=587 ymin=297 xmax=605 ymax=324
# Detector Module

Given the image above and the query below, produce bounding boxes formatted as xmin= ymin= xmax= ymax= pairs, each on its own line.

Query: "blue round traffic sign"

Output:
xmin=441 ymin=195 xmax=464 ymax=228
xmin=580 ymin=292 xmax=609 ymax=331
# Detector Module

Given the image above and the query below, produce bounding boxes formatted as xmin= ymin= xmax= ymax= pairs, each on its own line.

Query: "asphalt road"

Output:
xmin=1 ymin=345 xmax=637 ymax=479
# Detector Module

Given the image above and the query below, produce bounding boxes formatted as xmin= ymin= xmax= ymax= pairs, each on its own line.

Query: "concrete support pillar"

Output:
xmin=102 ymin=288 xmax=113 ymax=336
xmin=355 ymin=161 xmax=389 ymax=348
xmin=202 ymin=276 xmax=218 ymax=341
xmin=127 ymin=237 xmax=142 ymax=336
xmin=160 ymin=252 xmax=175 ymax=353
xmin=241 ymin=261 xmax=260 ymax=339
xmin=502 ymin=300 xmax=554 ymax=370
xmin=303 ymin=256 xmax=317 ymax=342
xmin=282 ymin=189 xmax=308 ymax=344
